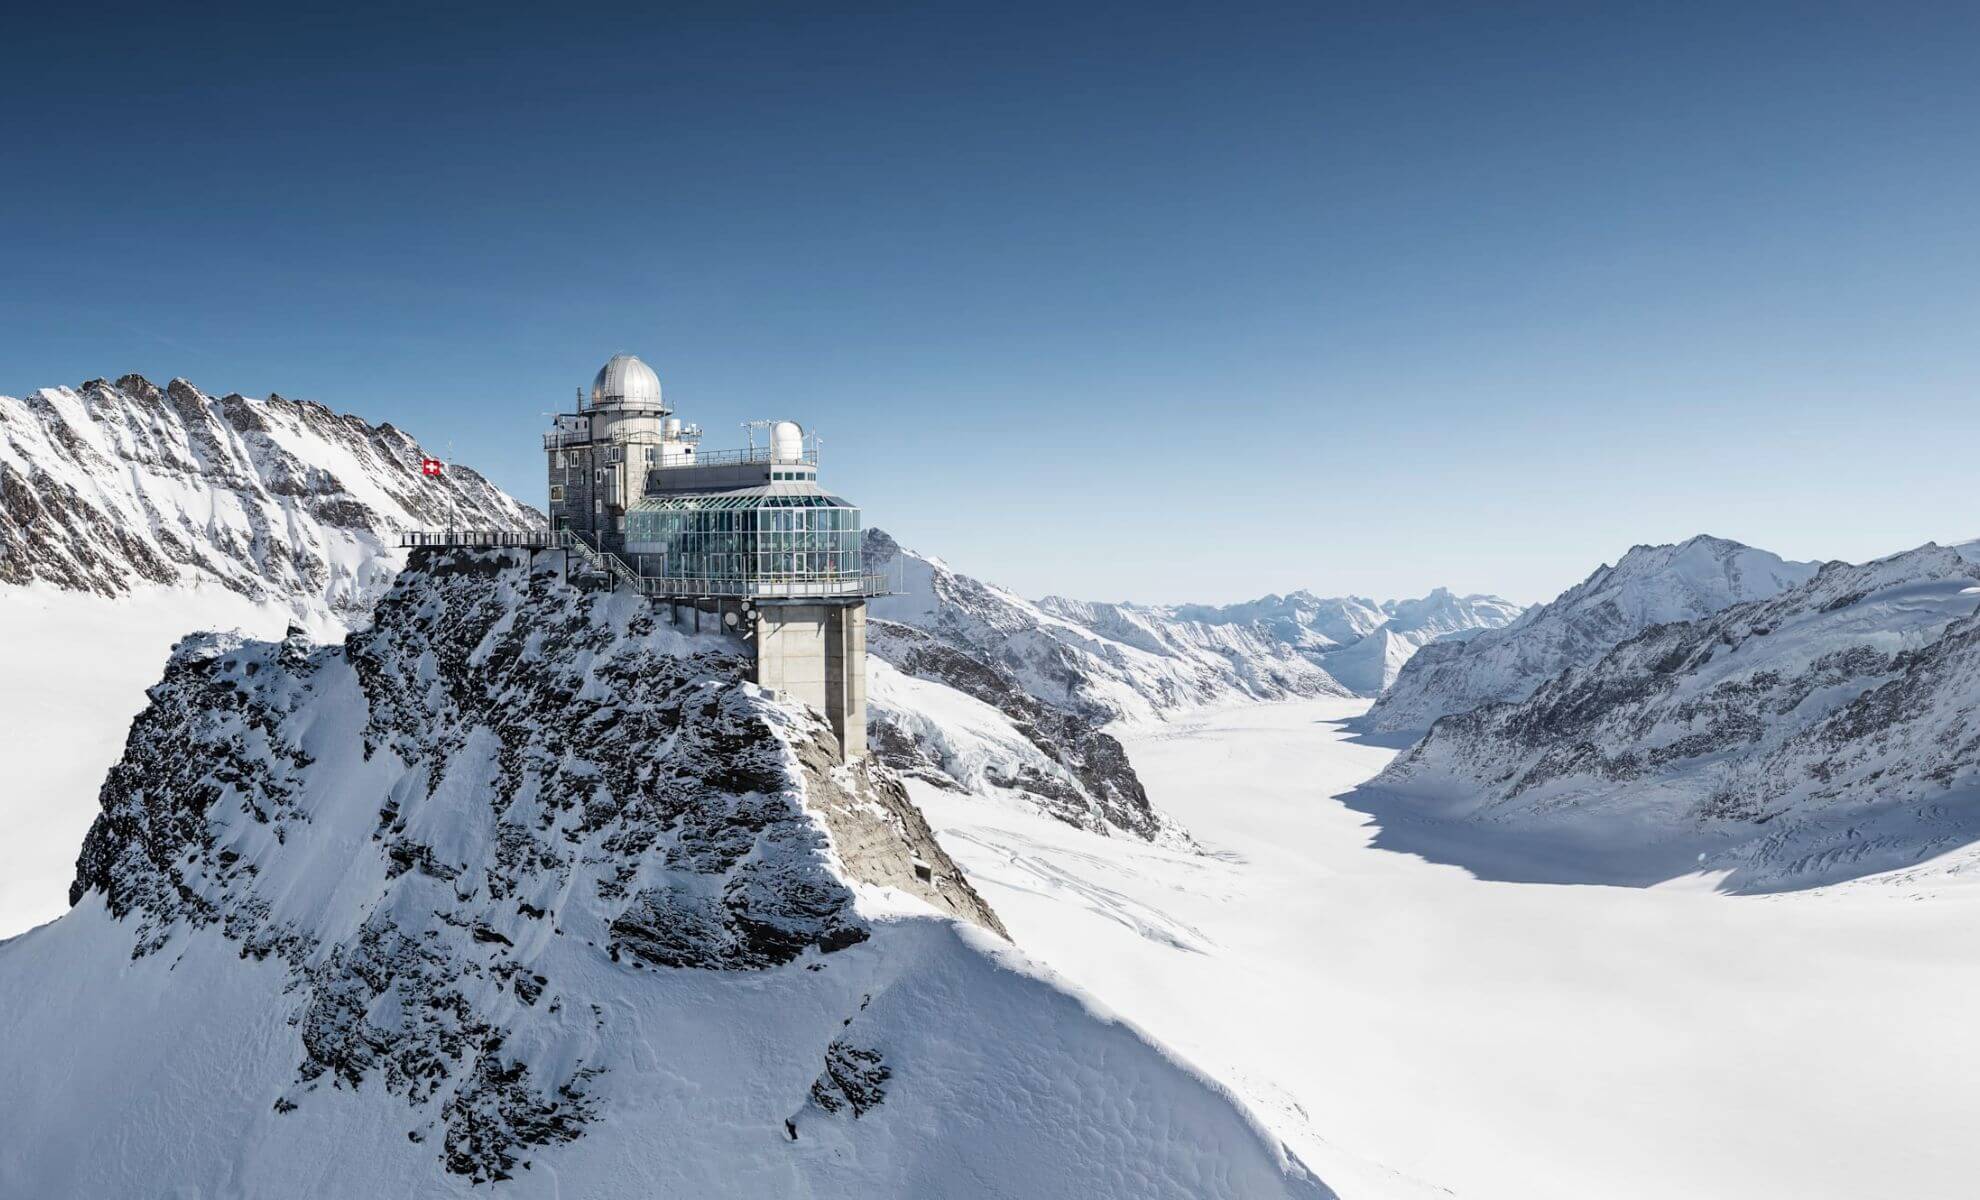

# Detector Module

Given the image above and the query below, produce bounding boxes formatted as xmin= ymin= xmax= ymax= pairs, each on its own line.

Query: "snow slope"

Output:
xmin=863 ymin=529 xmax=1343 ymax=844
xmin=867 ymin=620 xmax=1194 ymax=848
xmin=1366 ymin=534 xmax=1819 ymax=732
xmin=0 ymin=548 xmax=1330 ymax=1199
xmin=0 ymin=373 xmax=539 ymax=938
xmin=915 ymin=698 xmax=1980 ymax=1200
xmin=0 ymin=584 xmax=340 ymax=937
xmin=1369 ymin=542 xmax=1980 ymax=890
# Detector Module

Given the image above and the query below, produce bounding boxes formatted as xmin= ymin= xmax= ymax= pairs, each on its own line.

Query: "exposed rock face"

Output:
xmin=1373 ymin=544 xmax=1980 ymax=890
xmin=868 ymin=619 xmax=1184 ymax=846
xmin=1366 ymin=535 xmax=1820 ymax=733
xmin=863 ymin=531 xmax=1235 ymax=845
xmin=0 ymin=375 xmax=538 ymax=615
xmin=68 ymin=547 xmax=998 ymax=1179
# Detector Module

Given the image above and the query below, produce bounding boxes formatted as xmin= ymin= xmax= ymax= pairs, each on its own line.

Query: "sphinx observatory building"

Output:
xmin=427 ymin=352 xmax=884 ymax=758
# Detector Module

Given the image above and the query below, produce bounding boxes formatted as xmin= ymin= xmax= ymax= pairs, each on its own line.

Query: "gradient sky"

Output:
xmin=6 ymin=1 xmax=1977 ymax=605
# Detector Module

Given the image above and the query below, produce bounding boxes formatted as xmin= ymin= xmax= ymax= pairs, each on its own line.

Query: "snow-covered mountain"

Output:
xmin=1371 ymin=542 xmax=1980 ymax=890
xmin=862 ymin=530 xmax=1348 ymax=845
xmin=1 ymin=374 xmax=539 ymax=613
xmin=0 ymin=547 xmax=1330 ymax=1199
xmin=1365 ymin=535 xmax=1820 ymax=733
xmin=1158 ymin=587 xmax=1524 ymax=694
xmin=0 ymin=374 xmax=540 ymax=938
xmin=867 ymin=531 xmax=1348 ymax=723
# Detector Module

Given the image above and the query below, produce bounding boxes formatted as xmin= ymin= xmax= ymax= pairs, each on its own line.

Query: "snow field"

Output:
xmin=916 ymin=698 xmax=1980 ymax=1200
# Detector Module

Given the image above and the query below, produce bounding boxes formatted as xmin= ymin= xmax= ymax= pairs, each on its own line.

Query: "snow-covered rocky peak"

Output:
xmin=0 ymin=374 xmax=539 ymax=615
xmin=1366 ymin=534 xmax=1820 ymax=733
xmin=1372 ymin=542 xmax=1980 ymax=890
xmin=2 ymin=547 xmax=1330 ymax=1198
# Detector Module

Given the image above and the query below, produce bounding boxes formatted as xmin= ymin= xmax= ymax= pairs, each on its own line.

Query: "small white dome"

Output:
xmin=771 ymin=420 xmax=804 ymax=462
xmin=590 ymin=354 xmax=664 ymax=410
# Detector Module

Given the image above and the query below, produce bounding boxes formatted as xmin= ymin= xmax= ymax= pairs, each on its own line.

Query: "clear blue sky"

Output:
xmin=6 ymin=1 xmax=1976 ymax=604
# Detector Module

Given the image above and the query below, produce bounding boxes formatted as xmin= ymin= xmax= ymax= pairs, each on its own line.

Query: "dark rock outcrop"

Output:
xmin=68 ymin=547 xmax=1001 ymax=1178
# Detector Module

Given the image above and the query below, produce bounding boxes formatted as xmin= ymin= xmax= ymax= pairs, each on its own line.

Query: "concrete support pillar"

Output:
xmin=751 ymin=601 xmax=867 ymax=760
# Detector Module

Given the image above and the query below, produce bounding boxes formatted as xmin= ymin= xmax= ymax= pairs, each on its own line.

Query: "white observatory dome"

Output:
xmin=590 ymin=354 xmax=664 ymax=410
xmin=771 ymin=420 xmax=804 ymax=463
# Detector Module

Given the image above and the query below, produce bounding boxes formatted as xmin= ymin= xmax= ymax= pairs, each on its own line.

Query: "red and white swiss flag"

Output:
xmin=420 ymin=457 xmax=444 ymax=477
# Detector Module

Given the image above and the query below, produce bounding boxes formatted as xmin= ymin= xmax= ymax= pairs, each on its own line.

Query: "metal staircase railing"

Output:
xmin=555 ymin=529 xmax=644 ymax=593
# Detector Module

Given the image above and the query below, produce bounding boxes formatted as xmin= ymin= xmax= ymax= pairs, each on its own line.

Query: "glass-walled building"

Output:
xmin=623 ymin=490 xmax=866 ymax=598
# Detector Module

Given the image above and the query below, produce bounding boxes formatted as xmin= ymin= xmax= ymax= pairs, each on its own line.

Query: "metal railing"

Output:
xmin=554 ymin=529 xmax=646 ymax=593
xmin=400 ymin=529 xmax=553 ymax=548
xmin=671 ymin=445 xmax=818 ymax=468
xmin=542 ymin=427 xmax=704 ymax=451
xmin=629 ymin=573 xmax=894 ymax=600
xmin=400 ymin=529 xmax=892 ymax=600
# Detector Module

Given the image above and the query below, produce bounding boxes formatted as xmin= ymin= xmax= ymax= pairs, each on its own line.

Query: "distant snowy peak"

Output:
xmin=869 ymin=530 xmax=1347 ymax=726
xmin=1376 ymin=542 xmax=1980 ymax=890
xmin=1381 ymin=587 xmax=1526 ymax=640
xmin=1167 ymin=590 xmax=1389 ymax=650
xmin=1092 ymin=585 xmax=1523 ymax=696
xmin=0 ymin=374 xmax=538 ymax=614
xmin=1366 ymin=534 xmax=1820 ymax=732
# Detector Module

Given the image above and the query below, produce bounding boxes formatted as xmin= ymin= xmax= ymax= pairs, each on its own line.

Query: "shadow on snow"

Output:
xmin=1319 ymin=718 xmax=1980 ymax=895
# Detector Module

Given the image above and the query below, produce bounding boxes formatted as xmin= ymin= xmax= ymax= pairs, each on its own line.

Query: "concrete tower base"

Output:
xmin=751 ymin=601 xmax=867 ymax=760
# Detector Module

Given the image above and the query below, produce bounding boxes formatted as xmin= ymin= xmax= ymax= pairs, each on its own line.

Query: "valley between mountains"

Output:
xmin=921 ymin=699 xmax=1980 ymax=1200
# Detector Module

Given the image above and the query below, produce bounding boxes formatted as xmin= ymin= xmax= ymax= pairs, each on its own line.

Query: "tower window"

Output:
xmin=550 ymin=485 xmax=565 ymax=502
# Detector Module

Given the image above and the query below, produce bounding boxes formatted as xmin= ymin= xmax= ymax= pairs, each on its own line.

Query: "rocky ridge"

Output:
xmin=1366 ymin=534 xmax=1820 ymax=733
xmin=0 ymin=374 xmax=539 ymax=615
xmin=67 ymin=547 xmax=996 ymax=1178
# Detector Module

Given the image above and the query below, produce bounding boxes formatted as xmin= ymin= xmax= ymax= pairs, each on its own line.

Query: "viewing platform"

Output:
xmin=398 ymin=529 xmax=894 ymax=602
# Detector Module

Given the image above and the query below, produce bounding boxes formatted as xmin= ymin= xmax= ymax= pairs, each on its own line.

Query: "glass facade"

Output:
xmin=624 ymin=491 xmax=864 ymax=595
